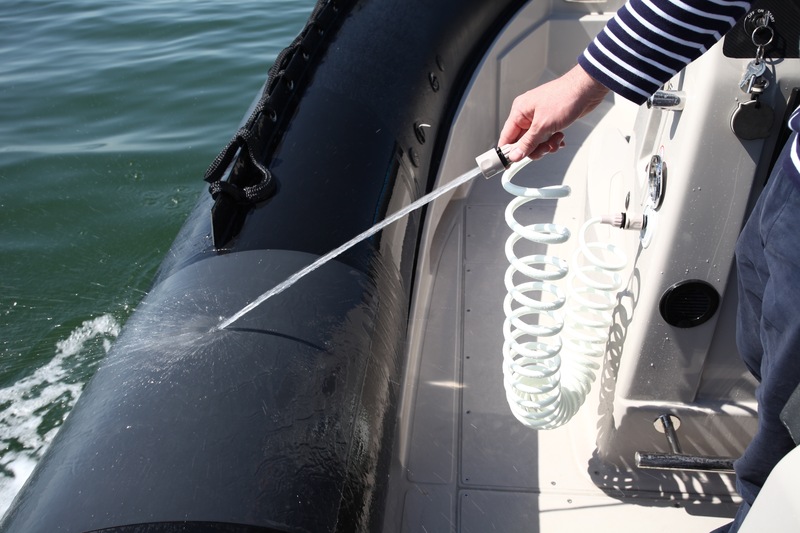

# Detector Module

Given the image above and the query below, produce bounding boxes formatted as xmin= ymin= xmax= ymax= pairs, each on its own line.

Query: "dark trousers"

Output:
xmin=717 ymin=135 xmax=800 ymax=532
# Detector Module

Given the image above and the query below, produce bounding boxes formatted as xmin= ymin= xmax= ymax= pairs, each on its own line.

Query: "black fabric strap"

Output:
xmin=203 ymin=0 xmax=339 ymax=207
xmin=205 ymin=127 xmax=274 ymax=204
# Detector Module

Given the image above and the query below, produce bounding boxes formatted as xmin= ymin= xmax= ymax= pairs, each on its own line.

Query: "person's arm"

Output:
xmin=499 ymin=64 xmax=609 ymax=162
xmin=579 ymin=0 xmax=752 ymax=104
xmin=500 ymin=0 xmax=753 ymax=162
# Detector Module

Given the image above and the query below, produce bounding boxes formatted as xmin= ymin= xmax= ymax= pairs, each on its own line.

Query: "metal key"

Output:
xmin=740 ymin=59 xmax=766 ymax=92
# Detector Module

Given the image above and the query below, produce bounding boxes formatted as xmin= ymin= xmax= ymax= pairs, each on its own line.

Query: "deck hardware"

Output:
xmin=414 ymin=122 xmax=430 ymax=144
xmin=635 ymin=414 xmax=735 ymax=473
xmin=428 ymin=72 xmax=440 ymax=92
xmin=600 ymin=212 xmax=646 ymax=231
xmin=656 ymin=414 xmax=682 ymax=454
xmin=646 ymin=155 xmax=666 ymax=210
xmin=646 ymin=90 xmax=686 ymax=111
xmin=408 ymin=147 xmax=420 ymax=167
xmin=659 ymin=280 xmax=720 ymax=328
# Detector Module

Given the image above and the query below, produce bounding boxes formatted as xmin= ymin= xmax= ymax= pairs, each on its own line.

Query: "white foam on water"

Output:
xmin=0 ymin=314 xmax=120 ymax=517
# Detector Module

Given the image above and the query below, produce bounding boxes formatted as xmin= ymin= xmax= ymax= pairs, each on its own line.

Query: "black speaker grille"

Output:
xmin=659 ymin=280 xmax=721 ymax=328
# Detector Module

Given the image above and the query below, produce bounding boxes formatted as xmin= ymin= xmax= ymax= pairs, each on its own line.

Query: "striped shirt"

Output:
xmin=578 ymin=0 xmax=800 ymax=184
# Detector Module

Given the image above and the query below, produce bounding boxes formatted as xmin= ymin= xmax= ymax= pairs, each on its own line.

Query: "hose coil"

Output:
xmin=500 ymin=160 xmax=627 ymax=430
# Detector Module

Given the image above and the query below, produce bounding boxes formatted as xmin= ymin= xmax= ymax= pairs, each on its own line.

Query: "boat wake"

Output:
xmin=0 ymin=314 xmax=120 ymax=516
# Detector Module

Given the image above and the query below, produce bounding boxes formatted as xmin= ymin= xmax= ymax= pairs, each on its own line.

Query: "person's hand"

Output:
xmin=498 ymin=64 xmax=609 ymax=162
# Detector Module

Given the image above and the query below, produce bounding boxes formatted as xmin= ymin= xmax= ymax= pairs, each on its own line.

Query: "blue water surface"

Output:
xmin=0 ymin=0 xmax=314 ymax=513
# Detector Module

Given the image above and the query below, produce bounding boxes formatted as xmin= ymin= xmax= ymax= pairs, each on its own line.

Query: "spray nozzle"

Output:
xmin=476 ymin=145 xmax=513 ymax=179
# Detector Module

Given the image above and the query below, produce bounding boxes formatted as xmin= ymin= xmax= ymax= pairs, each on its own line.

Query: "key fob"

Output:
xmin=731 ymin=100 xmax=774 ymax=140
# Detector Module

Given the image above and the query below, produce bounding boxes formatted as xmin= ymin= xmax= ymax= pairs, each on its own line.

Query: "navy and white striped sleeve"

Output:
xmin=578 ymin=0 xmax=752 ymax=104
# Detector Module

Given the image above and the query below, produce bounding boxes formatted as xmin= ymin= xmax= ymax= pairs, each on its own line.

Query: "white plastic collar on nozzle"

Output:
xmin=476 ymin=145 xmax=512 ymax=178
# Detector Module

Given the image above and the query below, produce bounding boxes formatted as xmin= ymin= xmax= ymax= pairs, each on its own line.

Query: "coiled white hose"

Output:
xmin=500 ymin=160 xmax=627 ymax=430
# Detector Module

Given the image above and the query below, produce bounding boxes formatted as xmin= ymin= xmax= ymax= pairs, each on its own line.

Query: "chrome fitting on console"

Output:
xmin=647 ymin=90 xmax=686 ymax=111
xmin=601 ymin=212 xmax=647 ymax=231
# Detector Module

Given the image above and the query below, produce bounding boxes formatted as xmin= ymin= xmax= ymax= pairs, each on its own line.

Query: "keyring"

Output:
xmin=751 ymin=25 xmax=774 ymax=48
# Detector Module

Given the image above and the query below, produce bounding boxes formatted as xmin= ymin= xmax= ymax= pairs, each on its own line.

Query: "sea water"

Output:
xmin=216 ymin=166 xmax=484 ymax=330
xmin=0 ymin=0 xmax=317 ymax=515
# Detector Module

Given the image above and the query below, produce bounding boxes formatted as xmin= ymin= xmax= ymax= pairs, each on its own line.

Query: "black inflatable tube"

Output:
xmin=1 ymin=1 xmax=525 ymax=531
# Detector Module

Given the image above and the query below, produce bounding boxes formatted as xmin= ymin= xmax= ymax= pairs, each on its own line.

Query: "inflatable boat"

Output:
xmin=4 ymin=0 xmax=800 ymax=531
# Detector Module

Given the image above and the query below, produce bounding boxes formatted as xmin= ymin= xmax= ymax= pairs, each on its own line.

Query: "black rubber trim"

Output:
xmin=86 ymin=522 xmax=297 ymax=533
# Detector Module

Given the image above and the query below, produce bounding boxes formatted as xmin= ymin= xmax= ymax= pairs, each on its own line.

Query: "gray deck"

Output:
xmin=382 ymin=148 xmax=740 ymax=532
xmin=372 ymin=1 xmax=800 ymax=529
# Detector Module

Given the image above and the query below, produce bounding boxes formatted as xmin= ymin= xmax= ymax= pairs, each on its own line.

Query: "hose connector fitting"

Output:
xmin=601 ymin=212 xmax=647 ymax=231
xmin=476 ymin=145 xmax=513 ymax=179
